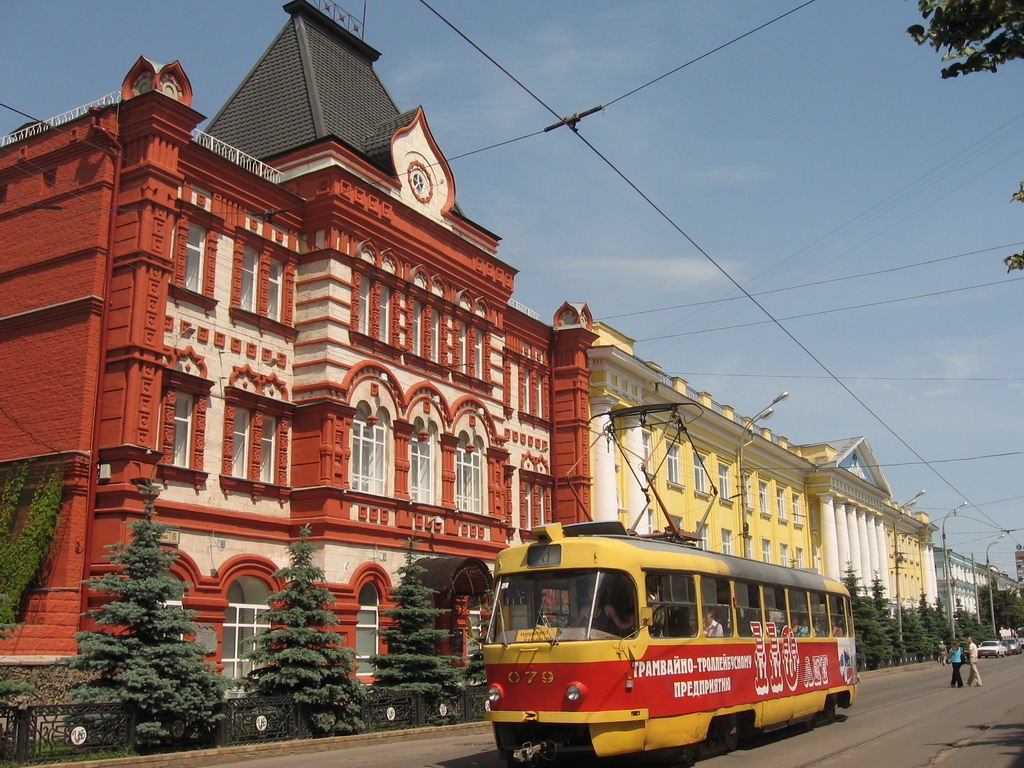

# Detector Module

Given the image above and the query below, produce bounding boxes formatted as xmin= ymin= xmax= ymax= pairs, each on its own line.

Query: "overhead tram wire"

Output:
xmin=630 ymin=275 xmax=1024 ymax=342
xmin=598 ymin=241 xmax=1024 ymax=321
xmin=420 ymin=2 xmax=1006 ymax=533
xmin=663 ymin=372 xmax=1024 ymax=383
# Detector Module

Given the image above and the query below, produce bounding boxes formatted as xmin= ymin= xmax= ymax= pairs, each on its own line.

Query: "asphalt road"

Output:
xmin=200 ymin=656 xmax=1024 ymax=768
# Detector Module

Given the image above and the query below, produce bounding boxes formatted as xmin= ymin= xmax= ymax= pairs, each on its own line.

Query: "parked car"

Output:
xmin=978 ymin=640 xmax=1007 ymax=658
xmin=1001 ymin=638 xmax=1022 ymax=655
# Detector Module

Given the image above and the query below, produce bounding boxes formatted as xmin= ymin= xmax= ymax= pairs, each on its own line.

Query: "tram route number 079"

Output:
xmin=508 ymin=670 xmax=555 ymax=684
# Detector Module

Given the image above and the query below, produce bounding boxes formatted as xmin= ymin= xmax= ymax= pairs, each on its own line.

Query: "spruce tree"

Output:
xmin=843 ymin=570 xmax=890 ymax=669
xmin=67 ymin=481 xmax=225 ymax=747
xmin=371 ymin=539 xmax=460 ymax=697
xmin=871 ymin=578 xmax=902 ymax=662
xmin=244 ymin=525 xmax=363 ymax=735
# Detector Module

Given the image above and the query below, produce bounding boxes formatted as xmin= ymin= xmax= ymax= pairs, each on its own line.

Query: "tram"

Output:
xmin=482 ymin=520 xmax=857 ymax=765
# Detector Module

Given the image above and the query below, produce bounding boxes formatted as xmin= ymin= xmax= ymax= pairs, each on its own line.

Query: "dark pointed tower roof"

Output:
xmin=205 ymin=0 xmax=414 ymax=171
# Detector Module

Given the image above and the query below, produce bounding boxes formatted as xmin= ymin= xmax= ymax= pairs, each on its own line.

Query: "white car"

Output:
xmin=977 ymin=640 xmax=1006 ymax=658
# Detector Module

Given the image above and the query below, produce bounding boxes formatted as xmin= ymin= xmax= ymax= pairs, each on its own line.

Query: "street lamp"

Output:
xmin=941 ymin=502 xmax=967 ymax=638
xmin=737 ymin=392 xmax=788 ymax=551
xmin=893 ymin=490 xmax=925 ymax=643
xmin=986 ymin=532 xmax=1007 ymax=638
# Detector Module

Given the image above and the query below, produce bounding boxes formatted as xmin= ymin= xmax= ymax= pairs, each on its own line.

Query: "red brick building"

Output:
xmin=0 ymin=0 xmax=596 ymax=679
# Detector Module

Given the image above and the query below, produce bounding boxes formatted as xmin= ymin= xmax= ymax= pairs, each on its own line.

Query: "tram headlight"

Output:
xmin=565 ymin=682 xmax=588 ymax=702
xmin=487 ymin=684 xmax=504 ymax=702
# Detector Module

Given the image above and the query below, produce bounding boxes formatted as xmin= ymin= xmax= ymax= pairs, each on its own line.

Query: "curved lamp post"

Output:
xmin=986 ymin=532 xmax=1007 ymax=638
xmin=940 ymin=502 xmax=967 ymax=638
xmin=737 ymin=392 xmax=788 ymax=552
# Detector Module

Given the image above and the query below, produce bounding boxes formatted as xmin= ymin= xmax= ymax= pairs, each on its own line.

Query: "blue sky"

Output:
xmin=3 ymin=1 xmax=1022 ymax=573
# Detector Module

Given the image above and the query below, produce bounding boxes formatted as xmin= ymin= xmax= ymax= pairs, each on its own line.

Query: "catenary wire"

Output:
xmin=420 ymin=3 xmax=1007 ymax=533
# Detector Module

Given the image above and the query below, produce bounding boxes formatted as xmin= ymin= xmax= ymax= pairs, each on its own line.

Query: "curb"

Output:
xmin=27 ymin=721 xmax=492 ymax=768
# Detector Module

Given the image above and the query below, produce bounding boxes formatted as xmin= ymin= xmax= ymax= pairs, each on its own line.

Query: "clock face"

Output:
xmin=407 ymin=161 xmax=433 ymax=203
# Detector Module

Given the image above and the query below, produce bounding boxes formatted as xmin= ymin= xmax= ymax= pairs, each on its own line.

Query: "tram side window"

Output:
xmin=646 ymin=572 xmax=697 ymax=638
xmin=700 ymin=576 xmax=733 ymax=637
xmin=764 ymin=585 xmax=787 ymax=629
xmin=809 ymin=592 xmax=829 ymax=637
xmin=733 ymin=581 xmax=762 ymax=638
xmin=789 ymin=590 xmax=811 ymax=636
xmin=828 ymin=593 xmax=849 ymax=637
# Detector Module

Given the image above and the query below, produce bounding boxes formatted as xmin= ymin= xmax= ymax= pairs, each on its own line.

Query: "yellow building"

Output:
xmin=585 ymin=324 xmax=937 ymax=610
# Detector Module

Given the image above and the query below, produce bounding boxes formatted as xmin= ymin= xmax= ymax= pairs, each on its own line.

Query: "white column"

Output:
xmin=857 ymin=508 xmax=872 ymax=585
xmin=624 ymin=416 xmax=650 ymax=534
xmin=589 ymin=397 xmax=619 ymax=523
xmin=818 ymin=494 xmax=840 ymax=579
xmin=846 ymin=503 xmax=863 ymax=583
xmin=835 ymin=500 xmax=852 ymax=577
xmin=875 ymin=520 xmax=891 ymax=596
xmin=923 ymin=545 xmax=937 ymax=604
xmin=866 ymin=511 xmax=881 ymax=583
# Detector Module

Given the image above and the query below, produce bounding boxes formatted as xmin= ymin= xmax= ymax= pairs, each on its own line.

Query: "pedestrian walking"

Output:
xmin=948 ymin=641 xmax=964 ymax=687
xmin=937 ymin=640 xmax=947 ymax=664
xmin=965 ymin=636 xmax=983 ymax=687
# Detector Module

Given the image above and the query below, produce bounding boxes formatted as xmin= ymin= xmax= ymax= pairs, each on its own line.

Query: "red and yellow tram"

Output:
xmin=483 ymin=521 xmax=857 ymax=764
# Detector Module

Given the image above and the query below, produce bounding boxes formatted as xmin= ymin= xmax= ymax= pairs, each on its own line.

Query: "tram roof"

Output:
xmin=504 ymin=522 xmax=845 ymax=593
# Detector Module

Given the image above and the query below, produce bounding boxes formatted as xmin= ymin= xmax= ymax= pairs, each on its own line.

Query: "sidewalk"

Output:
xmin=24 ymin=722 xmax=491 ymax=768
xmin=31 ymin=662 xmax=939 ymax=768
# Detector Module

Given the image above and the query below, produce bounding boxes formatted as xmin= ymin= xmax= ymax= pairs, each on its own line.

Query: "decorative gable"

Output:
xmin=121 ymin=57 xmax=193 ymax=106
xmin=390 ymin=109 xmax=455 ymax=222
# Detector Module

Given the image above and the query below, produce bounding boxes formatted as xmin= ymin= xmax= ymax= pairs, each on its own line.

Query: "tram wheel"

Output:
xmin=679 ymin=741 xmax=701 ymax=766
xmin=712 ymin=714 xmax=739 ymax=753
xmin=817 ymin=696 xmax=837 ymax=726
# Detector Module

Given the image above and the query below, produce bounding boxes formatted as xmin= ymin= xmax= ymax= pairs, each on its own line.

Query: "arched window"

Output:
xmin=455 ymin=431 xmax=483 ymax=514
xmin=356 ymin=583 xmax=379 ymax=676
xmin=410 ymin=419 xmax=437 ymax=505
xmin=223 ymin=577 xmax=270 ymax=679
xmin=352 ymin=405 xmax=388 ymax=495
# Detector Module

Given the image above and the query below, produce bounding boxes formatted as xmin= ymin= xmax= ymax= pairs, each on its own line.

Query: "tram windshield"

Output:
xmin=487 ymin=569 xmax=637 ymax=644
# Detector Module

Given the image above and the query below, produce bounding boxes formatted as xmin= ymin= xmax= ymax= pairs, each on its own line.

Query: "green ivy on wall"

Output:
xmin=0 ymin=462 xmax=66 ymax=624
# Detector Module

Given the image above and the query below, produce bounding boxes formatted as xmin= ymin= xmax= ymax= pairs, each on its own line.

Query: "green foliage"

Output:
xmin=0 ymin=462 xmax=65 ymax=623
xmin=906 ymin=0 xmax=1024 ymax=271
xmin=245 ymin=525 xmax=363 ymax=735
xmin=371 ymin=540 xmax=460 ymax=697
xmin=953 ymin=604 xmax=989 ymax=642
xmin=0 ymin=597 xmax=35 ymax=702
xmin=907 ymin=0 xmax=1024 ymax=79
xmin=67 ymin=481 xmax=225 ymax=747
xmin=843 ymin=570 xmax=892 ymax=669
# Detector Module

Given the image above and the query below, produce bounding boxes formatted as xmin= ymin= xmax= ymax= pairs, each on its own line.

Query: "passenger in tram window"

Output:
xmin=703 ymin=608 xmax=724 ymax=637
xmin=593 ymin=576 xmax=635 ymax=636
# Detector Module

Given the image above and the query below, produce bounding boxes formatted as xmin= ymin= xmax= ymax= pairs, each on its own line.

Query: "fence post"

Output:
xmin=414 ymin=693 xmax=424 ymax=729
xmin=126 ymin=707 xmax=137 ymax=755
xmin=14 ymin=707 xmax=29 ymax=765
xmin=215 ymin=701 xmax=229 ymax=748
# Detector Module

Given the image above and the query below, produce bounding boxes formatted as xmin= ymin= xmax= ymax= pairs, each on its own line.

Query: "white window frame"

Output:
xmin=231 ymin=408 xmax=251 ymax=478
xmin=693 ymin=452 xmax=708 ymax=494
xmin=352 ymin=408 xmax=387 ymax=495
xmin=455 ymin=434 xmax=483 ymax=514
xmin=184 ymin=223 xmax=205 ymax=293
xmin=222 ymin=578 xmax=270 ymax=680
xmin=266 ymin=259 xmax=283 ymax=321
xmin=171 ymin=393 xmax=194 ymax=468
xmin=758 ymin=480 xmax=770 ymax=517
xmin=780 ymin=543 xmax=790 ymax=568
xmin=792 ymin=494 xmax=802 ymax=525
xmin=721 ymin=528 xmax=733 ymax=556
xmin=762 ymin=538 xmax=772 ymax=564
xmin=358 ymin=279 xmax=371 ymax=335
xmin=259 ymin=415 xmax=277 ymax=483
xmin=718 ymin=463 xmax=731 ymax=500
xmin=240 ymin=247 xmax=258 ymax=312
xmin=777 ymin=487 xmax=788 ymax=521
xmin=355 ymin=583 xmax=379 ymax=677
xmin=379 ymin=285 xmax=391 ymax=343
xmin=410 ymin=424 xmax=434 ymax=504
xmin=666 ymin=444 xmax=681 ymax=486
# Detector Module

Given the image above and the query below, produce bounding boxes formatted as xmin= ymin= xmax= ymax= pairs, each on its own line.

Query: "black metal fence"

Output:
xmin=0 ymin=687 xmax=488 ymax=764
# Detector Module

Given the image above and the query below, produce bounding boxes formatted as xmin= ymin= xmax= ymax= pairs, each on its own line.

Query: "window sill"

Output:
xmin=158 ymin=464 xmax=209 ymax=489
xmin=760 ymin=511 xmax=773 ymax=520
xmin=350 ymin=330 xmax=403 ymax=361
xmin=518 ymin=412 xmax=551 ymax=429
xmin=779 ymin=518 xmax=789 ymax=525
xmin=219 ymin=474 xmax=291 ymax=501
xmin=229 ymin=306 xmax=297 ymax=341
xmin=168 ymin=283 xmax=218 ymax=314
xmin=666 ymin=481 xmax=685 ymax=491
